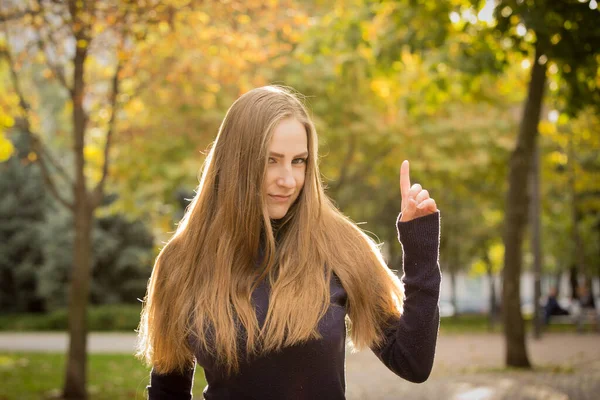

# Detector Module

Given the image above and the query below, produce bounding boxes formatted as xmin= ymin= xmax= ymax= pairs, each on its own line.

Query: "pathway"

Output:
xmin=2 ymin=332 xmax=599 ymax=399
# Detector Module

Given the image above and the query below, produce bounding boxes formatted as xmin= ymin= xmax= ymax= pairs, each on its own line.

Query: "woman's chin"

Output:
xmin=267 ymin=207 xmax=289 ymax=220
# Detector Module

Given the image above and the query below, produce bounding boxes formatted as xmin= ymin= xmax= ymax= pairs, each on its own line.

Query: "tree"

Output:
xmin=491 ymin=0 xmax=600 ymax=368
xmin=539 ymin=108 xmax=600 ymax=292
xmin=37 ymin=205 xmax=154 ymax=310
xmin=0 ymin=1 xmax=193 ymax=398
xmin=0 ymin=128 xmax=154 ymax=313
xmin=100 ymin=0 xmax=308 ymax=233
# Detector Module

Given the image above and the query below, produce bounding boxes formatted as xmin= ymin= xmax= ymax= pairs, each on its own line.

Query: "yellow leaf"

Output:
xmin=0 ymin=134 xmax=15 ymax=162
xmin=0 ymin=355 xmax=16 ymax=367
xmin=84 ymin=145 xmax=103 ymax=166
xmin=159 ymin=21 xmax=170 ymax=33
xmin=27 ymin=152 xmax=37 ymax=162
xmin=469 ymin=259 xmax=486 ymax=276
xmin=548 ymin=151 xmax=567 ymax=166
xmin=557 ymin=113 xmax=569 ymax=125
xmin=370 ymin=79 xmax=391 ymax=99
xmin=0 ymin=114 xmax=14 ymax=128
xmin=201 ymin=93 xmax=216 ymax=108
xmin=195 ymin=12 xmax=210 ymax=24
xmin=93 ymin=24 xmax=105 ymax=35
xmin=128 ymin=98 xmax=145 ymax=113
xmin=538 ymin=120 xmax=555 ymax=136
xmin=206 ymin=83 xmax=221 ymax=93
xmin=237 ymin=15 xmax=251 ymax=25
xmin=77 ymin=39 xmax=88 ymax=49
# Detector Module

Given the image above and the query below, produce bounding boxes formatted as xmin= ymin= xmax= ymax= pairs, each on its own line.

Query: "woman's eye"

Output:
xmin=268 ymin=157 xmax=276 ymax=163
xmin=293 ymin=158 xmax=307 ymax=164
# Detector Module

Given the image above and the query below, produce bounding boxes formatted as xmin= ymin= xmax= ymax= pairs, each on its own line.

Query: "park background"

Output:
xmin=0 ymin=0 xmax=599 ymax=399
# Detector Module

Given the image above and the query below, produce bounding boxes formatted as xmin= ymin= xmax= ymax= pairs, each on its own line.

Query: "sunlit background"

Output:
xmin=0 ymin=0 xmax=599 ymax=399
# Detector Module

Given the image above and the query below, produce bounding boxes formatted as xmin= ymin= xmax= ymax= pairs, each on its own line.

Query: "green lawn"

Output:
xmin=0 ymin=307 xmax=584 ymax=335
xmin=439 ymin=314 xmax=582 ymax=334
xmin=0 ymin=352 xmax=207 ymax=400
xmin=0 ymin=305 xmax=142 ymax=332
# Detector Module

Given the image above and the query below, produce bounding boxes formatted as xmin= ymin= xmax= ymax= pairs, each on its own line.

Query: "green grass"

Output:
xmin=439 ymin=314 xmax=581 ymax=334
xmin=1 ymin=307 xmax=586 ymax=334
xmin=0 ymin=352 xmax=207 ymax=400
xmin=0 ymin=305 xmax=142 ymax=332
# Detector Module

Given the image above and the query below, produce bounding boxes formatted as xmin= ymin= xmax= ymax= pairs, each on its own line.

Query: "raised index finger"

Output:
xmin=400 ymin=160 xmax=411 ymax=206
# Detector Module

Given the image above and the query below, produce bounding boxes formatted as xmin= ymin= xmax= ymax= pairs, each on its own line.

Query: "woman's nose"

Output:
xmin=276 ymin=168 xmax=296 ymax=188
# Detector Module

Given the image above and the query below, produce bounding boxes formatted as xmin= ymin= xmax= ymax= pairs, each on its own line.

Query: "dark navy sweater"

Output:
xmin=147 ymin=211 xmax=441 ymax=399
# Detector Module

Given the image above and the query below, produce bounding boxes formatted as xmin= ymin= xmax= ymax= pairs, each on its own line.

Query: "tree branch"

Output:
xmin=1 ymin=21 xmax=75 ymax=212
xmin=330 ymin=143 xmax=395 ymax=199
xmin=329 ymin=134 xmax=357 ymax=192
xmin=30 ymin=133 xmax=74 ymax=186
xmin=33 ymin=139 xmax=76 ymax=211
xmin=91 ymin=53 xmax=122 ymax=209
xmin=0 ymin=8 xmax=41 ymax=23
xmin=34 ymin=0 xmax=72 ymax=93
xmin=90 ymin=10 xmax=129 ymax=209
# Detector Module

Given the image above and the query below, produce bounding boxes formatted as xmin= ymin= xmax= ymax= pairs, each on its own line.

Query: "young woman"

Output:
xmin=137 ymin=85 xmax=441 ymax=400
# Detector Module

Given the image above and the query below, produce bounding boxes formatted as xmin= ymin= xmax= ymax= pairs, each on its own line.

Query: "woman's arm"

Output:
xmin=147 ymin=360 xmax=196 ymax=400
xmin=370 ymin=211 xmax=441 ymax=383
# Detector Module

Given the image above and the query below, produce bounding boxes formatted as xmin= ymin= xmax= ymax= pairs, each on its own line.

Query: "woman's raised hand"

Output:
xmin=399 ymin=160 xmax=438 ymax=222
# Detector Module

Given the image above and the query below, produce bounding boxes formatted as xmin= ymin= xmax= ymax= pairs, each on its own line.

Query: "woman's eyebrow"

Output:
xmin=269 ymin=151 xmax=309 ymax=158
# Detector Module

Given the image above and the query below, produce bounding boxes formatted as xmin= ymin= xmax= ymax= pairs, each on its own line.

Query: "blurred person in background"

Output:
xmin=575 ymin=283 xmax=598 ymax=333
xmin=543 ymin=286 xmax=570 ymax=325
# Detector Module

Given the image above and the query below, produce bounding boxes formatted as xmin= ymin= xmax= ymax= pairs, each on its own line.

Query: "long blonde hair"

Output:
xmin=136 ymin=85 xmax=404 ymax=376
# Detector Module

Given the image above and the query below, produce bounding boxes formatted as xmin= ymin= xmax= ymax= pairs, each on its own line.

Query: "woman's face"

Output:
xmin=263 ymin=117 xmax=308 ymax=220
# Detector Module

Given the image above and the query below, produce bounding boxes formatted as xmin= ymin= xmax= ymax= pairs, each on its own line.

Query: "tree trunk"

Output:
xmin=597 ymin=220 xmax=600 ymax=297
xmin=450 ymin=267 xmax=458 ymax=318
xmin=486 ymin=255 xmax=497 ymax=332
xmin=554 ymin=271 xmax=562 ymax=296
xmin=502 ymin=42 xmax=547 ymax=368
xmin=530 ymin=145 xmax=542 ymax=339
xmin=450 ymin=218 xmax=460 ymax=318
xmin=568 ymin=133 xmax=585 ymax=278
xmin=570 ymin=265 xmax=579 ymax=300
xmin=63 ymin=199 xmax=93 ymax=400
xmin=63 ymin=14 xmax=92 ymax=398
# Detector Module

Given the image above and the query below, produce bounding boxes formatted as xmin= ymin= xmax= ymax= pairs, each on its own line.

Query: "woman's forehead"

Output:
xmin=269 ymin=118 xmax=308 ymax=155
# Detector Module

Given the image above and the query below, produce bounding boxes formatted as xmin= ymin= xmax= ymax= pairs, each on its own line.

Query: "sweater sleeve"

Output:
xmin=370 ymin=211 xmax=441 ymax=383
xmin=147 ymin=361 xmax=196 ymax=400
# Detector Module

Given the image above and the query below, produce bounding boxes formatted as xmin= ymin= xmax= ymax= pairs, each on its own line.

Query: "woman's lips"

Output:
xmin=269 ymin=194 xmax=291 ymax=203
